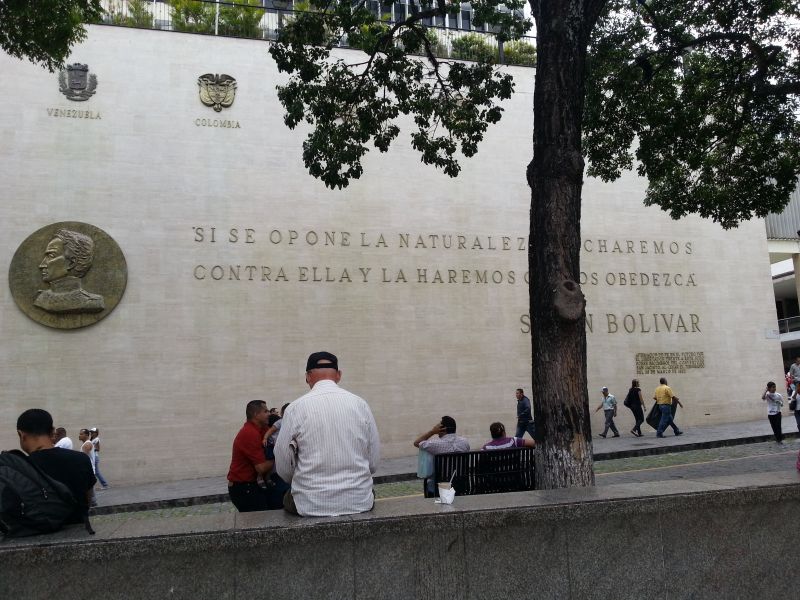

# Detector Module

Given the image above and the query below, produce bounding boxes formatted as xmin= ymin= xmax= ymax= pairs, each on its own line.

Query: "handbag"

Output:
xmin=790 ymin=398 xmax=797 ymax=411
xmin=623 ymin=389 xmax=635 ymax=408
xmin=417 ymin=448 xmax=434 ymax=478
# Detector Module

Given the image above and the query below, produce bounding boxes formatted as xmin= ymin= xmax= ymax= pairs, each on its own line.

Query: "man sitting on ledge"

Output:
xmin=275 ymin=352 xmax=380 ymax=517
xmin=15 ymin=409 xmax=96 ymax=525
xmin=227 ymin=400 xmax=280 ymax=512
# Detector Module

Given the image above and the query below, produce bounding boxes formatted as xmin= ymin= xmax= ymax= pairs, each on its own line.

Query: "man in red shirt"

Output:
xmin=227 ymin=400 xmax=273 ymax=512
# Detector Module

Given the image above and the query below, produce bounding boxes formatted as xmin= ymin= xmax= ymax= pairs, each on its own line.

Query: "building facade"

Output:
xmin=0 ymin=24 xmax=782 ymax=484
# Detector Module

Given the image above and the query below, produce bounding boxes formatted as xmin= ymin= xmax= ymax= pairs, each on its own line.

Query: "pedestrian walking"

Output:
xmin=79 ymin=428 xmax=98 ymax=507
xmin=623 ymin=379 xmax=646 ymax=437
xmin=790 ymin=388 xmax=800 ymax=434
xmin=594 ymin=386 xmax=619 ymax=438
xmin=514 ymin=388 xmax=535 ymax=440
xmin=789 ymin=357 xmax=800 ymax=392
xmin=762 ymin=381 xmax=785 ymax=445
xmin=89 ymin=427 xmax=110 ymax=489
xmin=653 ymin=377 xmax=683 ymax=438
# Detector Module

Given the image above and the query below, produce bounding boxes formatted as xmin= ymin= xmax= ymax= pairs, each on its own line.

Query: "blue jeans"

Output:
xmin=515 ymin=421 xmax=535 ymax=440
xmin=656 ymin=404 xmax=680 ymax=436
xmin=94 ymin=454 xmax=109 ymax=488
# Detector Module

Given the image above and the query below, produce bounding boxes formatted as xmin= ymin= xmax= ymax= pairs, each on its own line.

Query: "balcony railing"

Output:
xmin=97 ymin=0 xmax=536 ymax=66
xmin=778 ymin=316 xmax=800 ymax=334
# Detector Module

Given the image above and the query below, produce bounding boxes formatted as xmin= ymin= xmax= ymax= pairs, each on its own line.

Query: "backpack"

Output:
xmin=0 ymin=449 xmax=91 ymax=538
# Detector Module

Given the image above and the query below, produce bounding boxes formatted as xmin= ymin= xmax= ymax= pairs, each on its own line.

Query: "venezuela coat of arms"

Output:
xmin=59 ymin=64 xmax=98 ymax=102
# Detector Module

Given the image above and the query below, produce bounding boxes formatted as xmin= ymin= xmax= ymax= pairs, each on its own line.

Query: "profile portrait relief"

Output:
xmin=34 ymin=229 xmax=105 ymax=314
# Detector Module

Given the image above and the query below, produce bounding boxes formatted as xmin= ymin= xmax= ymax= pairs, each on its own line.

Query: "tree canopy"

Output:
xmin=270 ymin=0 xmax=800 ymax=228
xmin=269 ymin=0 xmax=530 ymax=189
xmin=0 ymin=0 xmax=103 ymax=72
xmin=585 ymin=0 xmax=800 ymax=228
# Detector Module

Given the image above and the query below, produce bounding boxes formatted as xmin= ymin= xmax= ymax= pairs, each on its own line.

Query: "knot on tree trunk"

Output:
xmin=553 ymin=279 xmax=585 ymax=321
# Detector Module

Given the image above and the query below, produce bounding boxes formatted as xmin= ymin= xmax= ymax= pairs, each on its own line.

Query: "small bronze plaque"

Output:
xmin=9 ymin=222 xmax=127 ymax=329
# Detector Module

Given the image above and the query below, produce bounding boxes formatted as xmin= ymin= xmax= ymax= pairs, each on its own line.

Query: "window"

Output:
xmin=460 ymin=9 xmax=471 ymax=30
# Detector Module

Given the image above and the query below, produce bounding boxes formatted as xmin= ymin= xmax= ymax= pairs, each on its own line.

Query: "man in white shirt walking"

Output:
xmin=275 ymin=351 xmax=380 ymax=517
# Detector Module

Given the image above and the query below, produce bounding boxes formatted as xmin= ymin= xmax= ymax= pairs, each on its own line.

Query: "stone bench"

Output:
xmin=1 ymin=471 xmax=798 ymax=599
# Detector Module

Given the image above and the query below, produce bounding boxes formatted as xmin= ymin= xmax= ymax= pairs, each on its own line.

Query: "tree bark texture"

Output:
xmin=529 ymin=1 xmax=602 ymax=489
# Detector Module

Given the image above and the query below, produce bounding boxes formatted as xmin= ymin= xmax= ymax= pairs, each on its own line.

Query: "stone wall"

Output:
xmin=0 ymin=25 xmax=782 ymax=484
xmin=1 ymin=472 xmax=798 ymax=599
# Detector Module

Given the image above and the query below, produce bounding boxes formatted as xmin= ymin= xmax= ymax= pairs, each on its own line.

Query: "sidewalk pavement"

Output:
xmin=94 ymin=417 xmax=799 ymax=514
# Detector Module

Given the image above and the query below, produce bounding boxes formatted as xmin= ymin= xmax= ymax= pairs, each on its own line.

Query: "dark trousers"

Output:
xmin=629 ymin=405 xmax=645 ymax=435
xmin=794 ymin=410 xmax=800 ymax=433
xmin=515 ymin=421 xmax=536 ymax=440
xmin=228 ymin=482 xmax=269 ymax=512
xmin=768 ymin=413 xmax=783 ymax=443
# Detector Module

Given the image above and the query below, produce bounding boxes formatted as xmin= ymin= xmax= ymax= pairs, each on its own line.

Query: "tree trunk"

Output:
xmin=529 ymin=1 xmax=599 ymax=489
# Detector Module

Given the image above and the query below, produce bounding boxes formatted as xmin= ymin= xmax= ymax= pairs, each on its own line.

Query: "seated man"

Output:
xmin=481 ymin=422 xmax=535 ymax=450
xmin=414 ymin=416 xmax=470 ymax=495
xmin=414 ymin=416 xmax=470 ymax=455
xmin=16 ymin=409 xmax=96 ymax=524
xmin=275 ymin=352 xmax=380 ymax=517
xmin=227 ymin=400 xmax=276 ymax=512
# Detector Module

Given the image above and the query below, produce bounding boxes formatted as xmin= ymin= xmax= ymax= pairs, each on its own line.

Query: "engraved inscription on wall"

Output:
xmin=635 ymin=352 xmax=705 ymax=375
xmin=189 ymin=225 xmax=705 ymax=339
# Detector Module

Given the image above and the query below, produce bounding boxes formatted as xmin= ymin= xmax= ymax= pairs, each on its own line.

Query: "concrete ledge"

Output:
xmin=2 ymin=471 xmax=799 ymax=599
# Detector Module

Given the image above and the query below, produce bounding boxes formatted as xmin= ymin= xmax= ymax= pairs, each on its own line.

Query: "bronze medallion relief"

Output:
xmin=9 ymin=222 xmax=127 ymax=329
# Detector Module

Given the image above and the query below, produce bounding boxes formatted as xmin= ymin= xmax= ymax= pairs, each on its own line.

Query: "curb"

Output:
xmin=93 ymin=432 xmax=799 ymax=515
xmin=593 ymin=431 xmax=798 ymax=462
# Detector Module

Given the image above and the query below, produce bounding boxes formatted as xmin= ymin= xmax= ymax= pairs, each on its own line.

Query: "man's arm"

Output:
xmin=274 ymin=416 xmax=296 ymax=483
xmin=366 ymin=409 xmax=380 ymax=474
xmin=414 ymin=423 xmax=444 ymax=448
xmin=521 ymin=437 xmax=535 ymax=448
xmin=262 ymin=425 xmax=278 ymax=446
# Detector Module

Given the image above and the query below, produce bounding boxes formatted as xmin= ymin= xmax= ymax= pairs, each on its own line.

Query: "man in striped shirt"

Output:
xmin=275 ymin=351 xmax=381 ymax=517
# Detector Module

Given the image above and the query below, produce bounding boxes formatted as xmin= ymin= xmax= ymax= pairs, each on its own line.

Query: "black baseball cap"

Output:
xmin=306 ymin=351 xmax=339 ymax=372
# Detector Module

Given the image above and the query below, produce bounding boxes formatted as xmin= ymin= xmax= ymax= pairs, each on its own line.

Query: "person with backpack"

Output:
xmin=1 ymin=409 xmax=96 ymax=536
